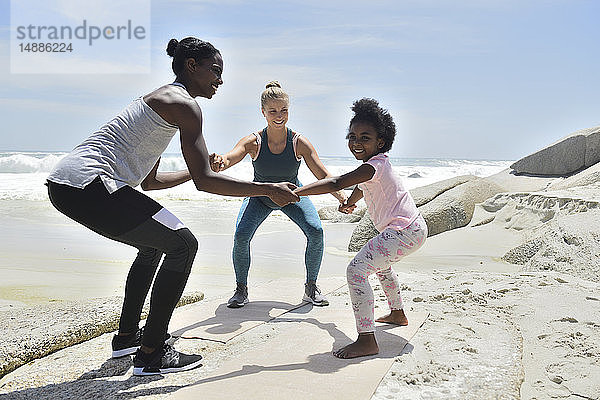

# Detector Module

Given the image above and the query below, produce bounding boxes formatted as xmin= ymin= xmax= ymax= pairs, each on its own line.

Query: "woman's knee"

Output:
xmin=233 ymin=226 xmax=255 ymax=245
xmin=179 ymin=228 xmax=198 ymax=258
xmin=164 ymin=228 xmax=198 ymax=273
xmin=303 ymin=222 xmax=323 ymax=242
xmin=134 ymin=247 xmax=162 ymax=267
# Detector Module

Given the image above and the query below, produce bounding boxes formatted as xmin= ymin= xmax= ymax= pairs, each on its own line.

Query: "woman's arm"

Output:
xmin=294 ymin=163 xmax=375 ymax=197
xmin=210 ymin=134 xmax=257 ymax=172
xmin=140 ymin=158 xmax=192 ymax=191
xmin=295 ymin=136 xmax=347 ymax=203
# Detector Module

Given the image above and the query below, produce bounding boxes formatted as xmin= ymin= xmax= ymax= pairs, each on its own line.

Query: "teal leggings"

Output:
xmin=232 ymin=196 xmax=324 ymax=285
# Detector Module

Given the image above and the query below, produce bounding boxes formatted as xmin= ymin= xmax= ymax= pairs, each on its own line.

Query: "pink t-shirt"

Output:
xmin=358 ymin=153 xmax=420 ymax=232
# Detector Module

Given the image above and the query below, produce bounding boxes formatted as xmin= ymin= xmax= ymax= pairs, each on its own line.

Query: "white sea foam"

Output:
xmin=0 ymin=152 xmax=66 ymax=173
xmin=0 ymin=152 xmax=512 ymax=202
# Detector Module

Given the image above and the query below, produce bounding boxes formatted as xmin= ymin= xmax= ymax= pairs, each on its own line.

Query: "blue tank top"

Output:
xmin=252 ymin=127 xmax=301 ymax=208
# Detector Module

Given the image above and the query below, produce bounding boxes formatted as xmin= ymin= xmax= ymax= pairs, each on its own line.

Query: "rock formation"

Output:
xmin=510 ymin=126 xmax=600 ymax=175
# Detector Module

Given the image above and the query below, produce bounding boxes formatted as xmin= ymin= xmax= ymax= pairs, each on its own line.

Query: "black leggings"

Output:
xmin=47 ymin=177 xmax=198 ymax=348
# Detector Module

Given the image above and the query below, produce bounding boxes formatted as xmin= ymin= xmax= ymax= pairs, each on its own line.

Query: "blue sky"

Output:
xmin=0 ymin=0 xmax=599 ymax=160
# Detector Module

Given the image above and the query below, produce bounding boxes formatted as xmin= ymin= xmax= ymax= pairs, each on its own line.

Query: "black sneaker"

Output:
xmin=303 ymin=281 xmax=329 ymax=306
xmin=132 ymin=343 xmax=203 ymax=376
xmin=111 ymin=327 xmax=173 ymax=358
xmin=227 ymin=283 xmax=249 ymax=308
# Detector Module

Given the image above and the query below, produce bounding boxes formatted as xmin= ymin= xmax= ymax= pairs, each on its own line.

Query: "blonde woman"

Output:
xmin=210 ymin=81 xmax=346 ymax=308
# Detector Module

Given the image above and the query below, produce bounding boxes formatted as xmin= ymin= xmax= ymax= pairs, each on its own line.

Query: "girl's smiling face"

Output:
xmin=347 ymin=121 xmax=385 ymax=161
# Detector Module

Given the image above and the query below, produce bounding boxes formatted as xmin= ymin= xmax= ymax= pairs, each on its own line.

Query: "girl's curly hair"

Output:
xmin=348 ymin=98 xmax=396 ymax=153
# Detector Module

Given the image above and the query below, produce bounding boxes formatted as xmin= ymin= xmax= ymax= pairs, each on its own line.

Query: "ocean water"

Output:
xmin=0 ymin=151 xmax=512 ymax=207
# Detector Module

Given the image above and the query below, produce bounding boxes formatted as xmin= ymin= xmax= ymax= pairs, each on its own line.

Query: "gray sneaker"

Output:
xmin=303 ymin=282 xmax=329 ymax=306
xmin=227 ymin=283 xmax=248 ymax=308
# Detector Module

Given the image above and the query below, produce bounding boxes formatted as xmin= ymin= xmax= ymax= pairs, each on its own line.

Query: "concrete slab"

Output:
xmin=168 ymin=287 xmax=428 ymax=400
xmin=168 ymin=276 xmax=346 ymax=343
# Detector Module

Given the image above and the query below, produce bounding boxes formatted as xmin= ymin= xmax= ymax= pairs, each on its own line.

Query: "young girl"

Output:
xmin=209 ymin=81 xmax=346 ymax=308
xmin=294 ymin=98 xmax=427 ymax=359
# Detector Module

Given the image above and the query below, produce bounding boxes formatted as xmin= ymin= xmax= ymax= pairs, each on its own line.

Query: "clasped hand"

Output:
xmin=269 ymin=182 xmax=299 ymax=206
xmin=209 ymin=153 xmax=298 ymax=206
xmin=209 ymin=153 xmax=225 ymax=172
xmin=338 ymin=200 xmax=356 ymax=214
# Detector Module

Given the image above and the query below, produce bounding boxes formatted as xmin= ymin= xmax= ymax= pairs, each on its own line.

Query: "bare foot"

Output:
xmin=375 ymin=309 xmax=408 ymax=326
xmin=333 ymin=333 xmax=379 ymax=359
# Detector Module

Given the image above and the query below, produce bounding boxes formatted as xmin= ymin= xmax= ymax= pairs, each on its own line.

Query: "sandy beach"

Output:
xmin=1 ymin=204 xmax=598 ymax=399
xmin=1 ymin=135 xmax=600 ymax=399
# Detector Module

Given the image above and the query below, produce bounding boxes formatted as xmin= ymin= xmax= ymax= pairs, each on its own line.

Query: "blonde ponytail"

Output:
xmin=261 ymin=81 xmax=289 ymax=109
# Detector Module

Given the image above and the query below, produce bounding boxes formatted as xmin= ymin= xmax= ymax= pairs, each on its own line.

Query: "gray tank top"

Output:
xmin=47 ymin=96 xmax=179 ymax=193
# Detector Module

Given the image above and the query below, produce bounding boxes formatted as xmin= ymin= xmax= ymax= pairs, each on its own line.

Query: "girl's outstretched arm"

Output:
xmin=345 ymin=186 xmax=364 ymax=205
xmin=339 ymin=186 xmax=364 ymax=213
xmin=294 ymin=163 xmax=375 ymax=196
xmin=295 ymin=136 xmax=347 ymax=203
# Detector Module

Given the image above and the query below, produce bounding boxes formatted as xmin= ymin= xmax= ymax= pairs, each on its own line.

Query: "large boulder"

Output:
xmin=410 ymin=175 xmax=477 ymax=206
xmin=418 ymin=178 xmax=505 ymax=236
xmin=510 ymin=126 xmax=600 ymax=176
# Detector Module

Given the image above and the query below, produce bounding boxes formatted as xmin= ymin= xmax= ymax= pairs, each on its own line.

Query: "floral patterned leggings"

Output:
xmin=347 ymin=215 xmax=427 ymax=333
